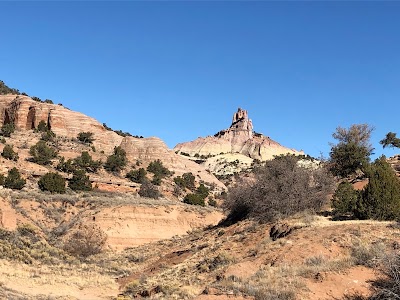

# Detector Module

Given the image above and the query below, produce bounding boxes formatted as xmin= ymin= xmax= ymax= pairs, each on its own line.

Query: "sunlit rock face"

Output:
xmin=174 ymin=107 xmax=303 ymax=161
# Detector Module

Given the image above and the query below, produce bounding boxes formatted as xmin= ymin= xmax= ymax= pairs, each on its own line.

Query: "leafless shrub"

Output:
xmin=368 ymin=254 xmax=400 ymax=300
xmin=350 ymin=240 xmax=385 ymax=268
xmin=63 ymin=223 xmax=107 ymax=258
xmin=223 ymin=155 xmax=335 ymax=224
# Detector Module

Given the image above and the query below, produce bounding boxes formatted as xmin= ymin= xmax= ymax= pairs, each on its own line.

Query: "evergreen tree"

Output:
xmin=380 ymin=132 xmax=400 ymax=149
xmin=332 ymin=182 xmax=360 ymax=217
xmin=147 ymin=159 xmax=171 ymax=178
xmin=3 ymin=167 xmax=25 ymax=190
xmin=1 ymin=144 xmax=18 ymax=161
xmin=359 ymin=156 xmax=400 ymax=220
xmin=126 ymin=168 xmax=147 ymax=183
xmin=1 ymin=123 xmax=15 ymax=137
xmin=29 ymin=141 xmax=57 ymax=165
xmin=69 ymin=169 xmax=92 ymax=191
xmin=56 ymin=157 xmax=76 ymax=174
xmin=36 ymin=120 xmax=48 ymax=132
xmin=74 ymin=151 xmax=101 ymax=172
xmin=329 ymin=124 xmax=374 ymax=178
xmin=38 ymin=172 xmax=66 ymax=194
xmin=104 ymin=146 xmax=127 ymax=173
xmin=77 ymin=132 xmax=95 ymax=144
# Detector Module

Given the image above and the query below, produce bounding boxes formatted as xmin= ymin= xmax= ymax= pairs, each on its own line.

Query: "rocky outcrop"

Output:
xmin=0 ymin=95 xmax=224 ymax=188
xmin=174 ymin=108 xmax=303 ymax=161
xmin=0 ymin=95 xmax=123 ymax=154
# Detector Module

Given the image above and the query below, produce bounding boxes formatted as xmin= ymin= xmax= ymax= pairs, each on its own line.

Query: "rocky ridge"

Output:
xmin=0 ymin=95 xmax=224 ymax=189
xmin=174 ymin=108 xmax=304 ymax=175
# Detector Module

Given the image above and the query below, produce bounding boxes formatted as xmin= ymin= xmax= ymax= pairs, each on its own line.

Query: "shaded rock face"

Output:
xmin=174 ymin=107 xmax=303 ymax=161
xmin=0 ymin=95 xmax=224 ymax=188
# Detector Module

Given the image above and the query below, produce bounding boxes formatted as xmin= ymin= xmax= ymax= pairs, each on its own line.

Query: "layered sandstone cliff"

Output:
xmin=0 ymin=95 xmax=224 ymax=188
xmin=174 ymin=108 xmax=303 ymax=161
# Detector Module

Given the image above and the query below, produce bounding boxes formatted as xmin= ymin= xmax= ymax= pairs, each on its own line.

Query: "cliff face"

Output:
xmin=0 ymin=95 xmax=224 ymax=188
xmin=174 ymin=108 xmax=303 ymax=161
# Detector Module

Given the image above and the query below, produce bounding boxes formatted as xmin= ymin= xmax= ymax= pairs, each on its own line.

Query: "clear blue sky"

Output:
xmin=1 ymin=1 xmax=399 ymax=159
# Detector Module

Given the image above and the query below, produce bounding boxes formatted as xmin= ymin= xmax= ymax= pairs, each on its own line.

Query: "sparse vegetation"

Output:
xmin=38 ymin=172 xmax=66 ymax=194
xmin=1 ymin=144 xmax=19 ymax=161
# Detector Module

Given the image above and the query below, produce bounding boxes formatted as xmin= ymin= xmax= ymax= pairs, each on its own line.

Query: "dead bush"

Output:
xmin=223 ymin=155 xmax=335 ymax=224
xmin=63 ymin=223 xmax=107 ymax=258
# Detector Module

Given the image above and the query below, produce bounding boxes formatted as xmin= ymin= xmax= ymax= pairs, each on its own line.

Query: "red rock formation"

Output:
xmin=0 ymin=95 xmax=224 ymax=188
xmin=174 ymin=107 xmax=303 ymax=161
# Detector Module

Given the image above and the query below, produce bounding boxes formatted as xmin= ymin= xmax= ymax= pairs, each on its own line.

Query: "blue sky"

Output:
xmin=1 ymin=1 xmax=399 ymax=159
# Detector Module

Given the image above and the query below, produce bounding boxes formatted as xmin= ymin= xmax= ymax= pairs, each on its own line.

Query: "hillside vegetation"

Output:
xmin=0 ymin=81 xmax=400 ymax=299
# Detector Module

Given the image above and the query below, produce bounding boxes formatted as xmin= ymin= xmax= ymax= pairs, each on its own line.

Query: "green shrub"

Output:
xmin=1 ymin=123 xmax=15 ymax=137
xmin=56 ymin=157 xmax=76 ymax=174
xmin=183 ymin=193 xmax=205 ymax=206
xmin=74 ymin=151 xmax=101 ymax=173
xmin=174 ymin=172 xmax=195 ymax=190
xmin=147 ymin=159 xmax=172 ymax=178
xmin=40 ymin=130 xmax=56 ymax=142
xmin=196 ymin=183 xmax=209 ymax=199
xmin=138 ymin=181 xmax=160 ymax=199
xmin=151 ymin=174 xmax=162 ymax=186
xmin=1 ymin=144 xmax=18 ymax=161
xmin=3 ymin=167 xmax=25 ymax=190
xmin=36 ymin=120 xmax=48 ymax=132
xmin=332 ymin=182 xmax=361 ymax=218
xmin=38 ymin=172 xmax=66 ymax=194
xmin=208 ymin=198 xmax=217 ymax=207
xmin=77 ymin=132 xmax=94 ymax=144
xmin=329 ymin=124 xmax=374 ymax=178
xmin=126 ymin=168 xmax=147 ymax=183
xmin=29 ymin=141 xmax=57 ymax=165
xmin=104 ymin=146 xmax=127 ymax=173
xmin=69 ymin=169 xmax=92 ymax=191
xmin=358 ymin=156 xmax=400 ymax=220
